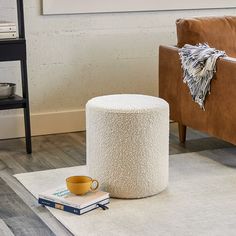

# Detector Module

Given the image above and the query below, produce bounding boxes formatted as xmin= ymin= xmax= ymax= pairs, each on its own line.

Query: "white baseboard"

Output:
xmin=0 ymin=109 xmax=85 ymax=139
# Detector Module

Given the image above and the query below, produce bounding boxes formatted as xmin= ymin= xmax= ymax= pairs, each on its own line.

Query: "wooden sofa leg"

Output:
xmin=178 ymin=123 xmax=187 ymax=143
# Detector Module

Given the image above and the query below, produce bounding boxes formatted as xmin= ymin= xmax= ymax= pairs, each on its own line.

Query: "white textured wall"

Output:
xmin=0 ymin=0 xmax=236 ymax=138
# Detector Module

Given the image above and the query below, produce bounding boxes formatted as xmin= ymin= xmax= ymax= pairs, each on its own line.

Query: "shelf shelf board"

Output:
xmin=0 ymin=95 xmax=26 ymax=110
xmin=0 ymin=38 xmax=26 ymax=61
xmin=0 ymin=38 xmax=25 ymax=45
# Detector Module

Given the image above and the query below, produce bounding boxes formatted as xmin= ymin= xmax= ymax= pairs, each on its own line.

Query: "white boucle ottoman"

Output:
xmin=86 ymin=94 xmax=169 ymax=199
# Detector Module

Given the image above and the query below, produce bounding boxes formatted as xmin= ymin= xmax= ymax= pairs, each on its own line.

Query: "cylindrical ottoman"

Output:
xmin=86 ymin=94 xmax=169 ymax=199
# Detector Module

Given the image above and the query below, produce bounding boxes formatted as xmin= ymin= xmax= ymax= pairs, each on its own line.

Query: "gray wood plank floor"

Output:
xmin=0 ymin=123 xmax=234 ymax=236
xmin=0 ymin=219 xmax=14 ymax=236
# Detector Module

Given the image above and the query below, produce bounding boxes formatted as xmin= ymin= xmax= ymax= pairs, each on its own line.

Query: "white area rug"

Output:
xmin=15 ymin=148 xmax=236 ymax=236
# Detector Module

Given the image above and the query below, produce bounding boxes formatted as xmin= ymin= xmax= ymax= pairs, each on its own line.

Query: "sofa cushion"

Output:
xmin=176 ymin=16 xmax=236 ymax=57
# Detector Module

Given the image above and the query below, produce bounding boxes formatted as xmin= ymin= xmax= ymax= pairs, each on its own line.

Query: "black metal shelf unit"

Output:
xmin=0 ymin=0 xmax=32 ymax=153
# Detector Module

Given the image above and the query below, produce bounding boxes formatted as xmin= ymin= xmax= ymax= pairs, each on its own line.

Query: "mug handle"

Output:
xmin=90 ymin=179 xmax=99 ymax=191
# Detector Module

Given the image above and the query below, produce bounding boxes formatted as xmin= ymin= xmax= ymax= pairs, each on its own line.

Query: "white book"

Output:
xmin=38 ymin=186 xmax=110 ymax=215
xmin=0 ymin=21 xmax=16 ymax=27
xmin=0 ymin=26 xmax=17 ymax=33
xmin=0 ymin=32 xmax=17 ymax=39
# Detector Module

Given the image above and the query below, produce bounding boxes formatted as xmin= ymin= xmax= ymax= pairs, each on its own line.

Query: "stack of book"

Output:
xmin=38 ymin=186 xmax=110 ymax=215
xmin=0 ymin=21 xmax=17 ymax=39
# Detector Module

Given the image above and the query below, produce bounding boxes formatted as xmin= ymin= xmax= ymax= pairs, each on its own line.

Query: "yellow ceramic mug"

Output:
xmin=66 ymin=176 xmax=99 ymax=195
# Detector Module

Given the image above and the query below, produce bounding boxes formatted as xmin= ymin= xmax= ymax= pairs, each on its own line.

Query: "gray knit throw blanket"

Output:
xmin=179 ymin=43 xmax=226 ymax=109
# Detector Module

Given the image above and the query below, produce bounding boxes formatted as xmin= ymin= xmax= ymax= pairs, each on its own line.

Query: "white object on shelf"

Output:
xmin=0 ymin=26 xmax=17 ymax=33
xmin=0 ymin=32 xmax=17 ymax=39
xmin=0 ymin=22 xmax=17 ymax=38
xmin=0 ymin=21 xmax=16 ymax=27
xmin=86 ymin=94 xmax=169 ymax=199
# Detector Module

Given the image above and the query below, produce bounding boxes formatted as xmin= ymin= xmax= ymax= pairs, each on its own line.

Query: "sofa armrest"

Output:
xmin=159 ymin=45 xmax=182 ymax=121
xmin=159 ymin=45 xmax=236 ymax=144
xmin=216 ymin=56 xmax=236 ymax=77
xmin=214 ymin=56 xmax=236 ymax=106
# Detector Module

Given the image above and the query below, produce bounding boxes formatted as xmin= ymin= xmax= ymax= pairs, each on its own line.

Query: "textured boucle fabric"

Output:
xmin=86 ymin=94 xmax=169 ymax=199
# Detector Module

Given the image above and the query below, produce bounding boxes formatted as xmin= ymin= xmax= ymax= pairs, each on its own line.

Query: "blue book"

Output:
xmin=38 ymin=186 xmax=109 ymax=215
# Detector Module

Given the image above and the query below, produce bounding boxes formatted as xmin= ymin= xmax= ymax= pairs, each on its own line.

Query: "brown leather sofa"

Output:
xmin=159 ymin=16 xmax=236 ymax=145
